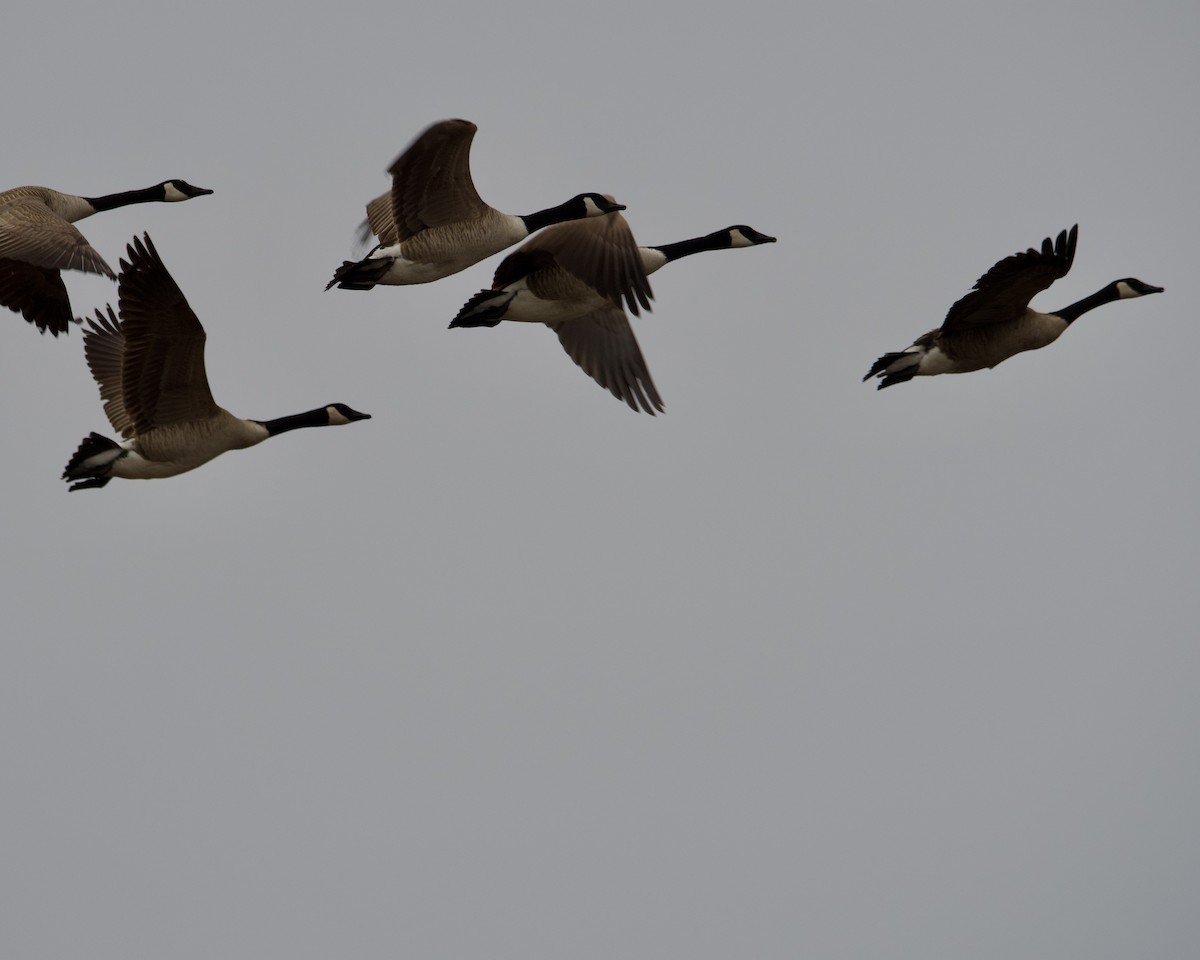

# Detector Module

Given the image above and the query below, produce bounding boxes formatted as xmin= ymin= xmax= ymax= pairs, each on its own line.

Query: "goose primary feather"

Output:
xmin=863 ymin=225 xmax=1163 ymax=389
xmin=325 ymin=119 xmax=625 ymax=291
xmin=0 ymin=179 xmax=212 ymax=336
xmin=450 ymin=215 xmax=776 ymax=414
xmin=62 ymin=234 xmax=370 ymax=491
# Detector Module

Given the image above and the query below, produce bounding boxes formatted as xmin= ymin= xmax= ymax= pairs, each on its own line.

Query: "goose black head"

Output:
xmin=726 ymin=225 xmax=777 ymax=247
xmin=161 ymin=179 xmax=215 ymax=201
xmin=326 ymin=403 xmax=372 ymax=425
xmin=1113 ymin=278 xmax=1164 ymax=298
xmin=575 ymin=193 xmax=627 ymax=218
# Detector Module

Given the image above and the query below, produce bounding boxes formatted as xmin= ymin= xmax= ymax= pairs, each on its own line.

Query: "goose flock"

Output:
xmin=0 ymin=118 xmax=1163 ymax=491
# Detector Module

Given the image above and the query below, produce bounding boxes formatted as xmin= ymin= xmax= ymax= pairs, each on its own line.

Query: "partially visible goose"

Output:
xmin=863 ymin=225 xmax=1163 ymax=389
xmin=0 ymin=179 xmax=212 ymax=335
xmin=325 ymin=119 xmax=626 ymax=290
xmin=63 ymin=234 xmax=370 ymax=491
xmin=450 ymin=214 xmax=776 ymax=413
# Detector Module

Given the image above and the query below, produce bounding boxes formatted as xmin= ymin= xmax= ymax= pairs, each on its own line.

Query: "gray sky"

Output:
xmin=3 ymin=1 xmax=1198 ymax=958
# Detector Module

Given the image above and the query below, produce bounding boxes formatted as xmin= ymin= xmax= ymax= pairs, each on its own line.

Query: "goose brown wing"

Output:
xmin=549 ymin=305 xmax=663 ymax=415
xmin=501 ymin=212 xmax=654 ymax=316
xmin=942 ymin=225 xmax=1078 ymax=331
xmin=0 ymin=198 xmax=114 ymax=277
xmin=82 ymin=305 xmax=135 ymax=437
xmin=0 ymin=258 xmax=74 ymax=335
xmin=387 ymin=119 xmax=488 ymax=241
xmin=115 ymin=234 xmax=219 ymax=433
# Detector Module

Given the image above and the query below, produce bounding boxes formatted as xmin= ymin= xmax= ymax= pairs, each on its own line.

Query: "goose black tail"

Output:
xmin=876 ymin=367 xmax=919 ymax=390
xmin=863 ymin=352 xmax=920 ymax=390
xmin=62 ymin=432 xmax=120 ymax=491
xmin=448 ymin=289 xmax=514 ymax=329
xmin=325 ymin=257 xmax=392 ymax=291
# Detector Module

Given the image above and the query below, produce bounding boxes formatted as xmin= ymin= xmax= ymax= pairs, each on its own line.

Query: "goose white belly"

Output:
xmin=1000 ymin=310 xmax=1069 ymax=358
xmin=914 ymin=311 xmax=1070 ymax=375
xmin=112 ymin=417 xmax=269 ymax=479
xmin=109 ymin=444 xmax=222 ymax=480
xmin=493 ymin=278 xmax=607 ymax=324
xmin=916 ymin=345 xmax=959 ymax=376
xmin=953 ymin=311 xmax=1069 ymax=370
xmin=640 ymin=247 xmax=669 ymax=275
xmin=37 ymin=190 xmax=96 ymax=222
xmin=371 ymin=215 xmax=529 ymax=285
xmin=366 ymin=246 xmax=472 ymax=285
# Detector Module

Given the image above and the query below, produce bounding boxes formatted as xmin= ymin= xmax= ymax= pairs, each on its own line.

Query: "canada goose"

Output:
xmin=450 ymin=216 xmax=776 ymax=413
xmin=863 ymin=225 xmax=1163 ymax=389
xmin=0 ymin=179 xmax=212 ymax=336
xmin=62 ymin=234 xmax=370 ymax=491
xmin=325 ymin=119 xmax=626 ymax=291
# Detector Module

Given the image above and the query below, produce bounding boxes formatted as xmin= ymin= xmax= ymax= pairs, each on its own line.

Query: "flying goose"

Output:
xmin=325 ymin=118 xmax=626 ymax=291
xmin=62 ymin=234 xmax=370 ymax=491
xmin=450 ymin=215 xmax=776 ymax=413
xmin=0 ymin=179 xmax=212 ymax=336
xmin=863 ymin=225 xmax=1163 ymax=389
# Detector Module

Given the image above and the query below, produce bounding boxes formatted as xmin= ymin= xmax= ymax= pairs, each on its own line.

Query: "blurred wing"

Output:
xmin=501 ymin=212 xmax=653 ymax=316
xmin=360 ymin=191 xmax=395 ymax=247
xmin=82 ymin=305 xmax=135 ymax=437
xmin=0 ymin=258 xmax=75 ymax=335
xmin=550 ymin=305 xmax=663 ymax=414
xmin=0 ymin=198 xmax=114 ymax=277
xmin=116 ymin=233 xmax=219 ymax=432
xmin=942 ymin=225 xmax=1078 ymax=331
xmin=387 ymin=119 xmax=488 ymax=240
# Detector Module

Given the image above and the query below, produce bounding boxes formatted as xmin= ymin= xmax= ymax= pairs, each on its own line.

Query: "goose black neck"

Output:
xmin=520 ymin=199 xmax=581 ymax=233
xmin=83 ymin=185 xmax=165 ymax=212
xmin=651 ymin=232 xmax=728 ymax=263
xmin=1054 ymin=285 xmax=1120 ymax=326
xmin=258 ymin=407 xmax=331 ymax=436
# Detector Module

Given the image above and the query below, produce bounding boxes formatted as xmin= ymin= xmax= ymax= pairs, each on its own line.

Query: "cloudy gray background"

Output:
xmin=3 ymin=1 xmax=1198 ymax=957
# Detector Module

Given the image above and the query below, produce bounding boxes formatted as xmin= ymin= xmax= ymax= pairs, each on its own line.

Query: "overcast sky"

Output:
xmin=3 ymin=2 xmax=1199 ymax=958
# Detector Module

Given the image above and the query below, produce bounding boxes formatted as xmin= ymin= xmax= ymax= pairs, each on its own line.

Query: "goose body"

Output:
xmin=863 ymin=225 xmax=1163 ymax=389
xmin=325 ymin=119 xmax=625 ymax=291
xmin=450 ymin=216 xmax=776 ymax=413
xmin=0 ymin=179 xmax=212 ymax=335
xmin=62 ymin=234 xmax=370 ymax=491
